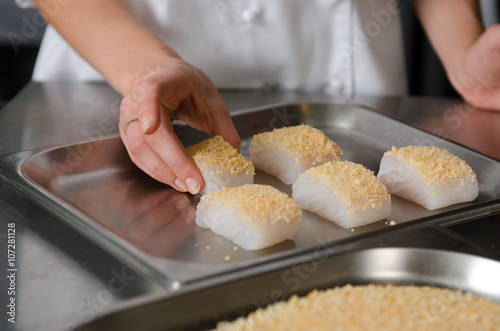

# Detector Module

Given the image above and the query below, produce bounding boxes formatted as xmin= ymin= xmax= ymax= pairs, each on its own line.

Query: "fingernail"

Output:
xmin=174 ymin=178 xmax=187 ymax=192
xmin=186 ymin=178 xmax=201 ymax=194
xmin=141 ymin=116 xmax=151 ymax=133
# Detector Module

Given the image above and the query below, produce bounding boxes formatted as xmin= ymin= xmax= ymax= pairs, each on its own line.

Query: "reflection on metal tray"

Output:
xmin=78 ymin=247 xmax=500 ymax=331
xmin=0 ymin=103 xmax=499 ymax=289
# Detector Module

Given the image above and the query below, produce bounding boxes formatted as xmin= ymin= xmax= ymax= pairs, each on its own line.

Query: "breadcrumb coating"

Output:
xmin=251 ymin=124 xmax=342 ymax=165
xmin=385 ymin=146 xmax=477 ymax=188
xmin=305 ymin=161 xmax=390 ymax=214
xmin=201 ymin=184 xmax=302 ymax=226
xmin=186 ymin=136 xmax=255 ymax=175
xmin=214 ymin=284 xmax=500 ymax=331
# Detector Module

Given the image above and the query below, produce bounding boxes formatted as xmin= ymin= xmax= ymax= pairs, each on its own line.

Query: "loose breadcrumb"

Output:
xmin=186 ymin=136 xmax=255 ymax=175
xmin=251 ymin=124 xmax=342 ymax=165
xmin=214 ymin=284 xmax=500 ymax=331
xmin=201 ymin=184 xmax=302 ymax=226
xmin=305 ymin=161 xmax=390 ymax=215
xmin=224 ymin=255 xmax=231 ymax=262
xmin=385 ymin=146 xmax=477 ymax=188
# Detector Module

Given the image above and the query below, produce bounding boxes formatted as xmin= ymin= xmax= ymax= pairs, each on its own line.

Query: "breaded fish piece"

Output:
xmin=249 ymin=124 xmax=342 ymax=184
xmin=377 ymin=146 xmax=479 ymax=210
xmin=186 ymin=136 xmax=254 ymax=195
xmin=292 ymin=161 xmax=391 ymax=228
xmin=196 ymin=184 xmax=302 ymax=250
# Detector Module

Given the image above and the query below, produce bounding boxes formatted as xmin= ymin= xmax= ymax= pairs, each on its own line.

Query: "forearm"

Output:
xmin=34 ymin=0 xmax=179 ymax=94
xmin=412 ymin=0 xmax=484 ymax=81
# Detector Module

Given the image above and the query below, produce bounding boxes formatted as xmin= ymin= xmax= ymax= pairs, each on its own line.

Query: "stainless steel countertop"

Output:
xmin=1 ymin=82 xmax=499 ymax=331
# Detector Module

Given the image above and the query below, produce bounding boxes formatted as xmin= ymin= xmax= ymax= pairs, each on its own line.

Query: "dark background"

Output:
xmin=1 ymin=1 xmax=499 ymax=110
xmin=0 ymin=2 xmax=44 ymax=109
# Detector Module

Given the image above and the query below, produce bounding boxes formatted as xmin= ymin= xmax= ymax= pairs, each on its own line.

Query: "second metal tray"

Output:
xmin=78 ymin=247 xmax=500 ymax=331
xmin=1 ymin=103 xmax=499 ymax=289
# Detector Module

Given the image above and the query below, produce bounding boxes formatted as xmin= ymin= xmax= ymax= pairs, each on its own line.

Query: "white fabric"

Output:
xmin=21 ymin=0 xmax=407 ymax=96
xmin=15 ymin=0 xmax=35 ymax=9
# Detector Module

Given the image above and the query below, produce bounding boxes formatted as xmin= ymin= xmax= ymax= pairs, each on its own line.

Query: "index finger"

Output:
xmin=179 ymin=89 xmax=242 ymax=151
xmin=207 ymin=102 xmax=241 ymax=151
xmin=139 ymin=97 xmax=205 ymax=194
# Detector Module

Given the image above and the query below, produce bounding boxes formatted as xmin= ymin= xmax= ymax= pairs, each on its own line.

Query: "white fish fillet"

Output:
xmin=249 ymin=124 xmax=342 ymax=184
xmin=196 ymin=185 xmax=302 ymax=250
xmin=186 ymin=136 xmax=255 ymax=195
xmin=292 ymin=161 xmax=391 ymax=228
xmin=377 ymin=151 xmax=479 ymax=210
xmin=249 ymin=142 xmax=310 ymax=184
xmin=199 ymin=167 xmax=254 ymax=195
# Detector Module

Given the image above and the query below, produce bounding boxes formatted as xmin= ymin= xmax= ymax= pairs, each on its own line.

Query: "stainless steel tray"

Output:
xmin=78 ymin=247 xmax=500 ymax=331
xmin=1 ymin=103 xmax=499 ymax=289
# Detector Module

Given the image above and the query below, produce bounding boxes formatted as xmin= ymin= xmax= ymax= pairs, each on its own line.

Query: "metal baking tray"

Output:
xmin=1 ymin=103 xmax=499 ymax=289
xmin=78 ymin=247 xmax=500 ymax=331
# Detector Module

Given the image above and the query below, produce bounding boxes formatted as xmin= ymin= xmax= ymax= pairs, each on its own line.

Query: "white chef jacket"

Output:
xmin=17 ymin=0 xmax=407 ymax=96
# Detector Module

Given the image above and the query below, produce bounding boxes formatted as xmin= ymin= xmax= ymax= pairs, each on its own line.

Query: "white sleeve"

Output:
xmin=15 ymin=0 xmax=36 ymax=9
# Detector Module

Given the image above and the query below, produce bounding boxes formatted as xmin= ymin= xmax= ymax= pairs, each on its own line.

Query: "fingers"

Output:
xmin=120 ymin=118 xmax=180 ymax=190
xmin=459 ymin=24 xmax=500 ymax=110
xmin=120 ymin=95 xmax=205 ymax=194
xmin=144 ymin=65 xmax=242 ymax=151
xmin=207 ymin=105 xmax=241 ymax=151
xmin=136 ymin=63 xmax=196 ymax=135
xmin=120 ymin=59 xmax=242 ymax=194
xmin=176 ymin=83 xmax=242 ymax=151
xmin=127 ymin=76 xmax=163 ymax=135
xmin=143 ymin=108 xmax=205 ymax=193
xmin=194 ymin=72 xmax=241 ymax=150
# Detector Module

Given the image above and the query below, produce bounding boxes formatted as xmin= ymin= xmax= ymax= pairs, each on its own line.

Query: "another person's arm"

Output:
xmin=33 ymin=0 xmax=241 ymax=194
xmin=414 ymin=0 xmax=500 ymax=110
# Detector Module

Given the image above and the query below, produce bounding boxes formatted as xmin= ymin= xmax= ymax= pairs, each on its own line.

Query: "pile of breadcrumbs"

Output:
xmin=214 ymin=284 xmax=500 ymax=331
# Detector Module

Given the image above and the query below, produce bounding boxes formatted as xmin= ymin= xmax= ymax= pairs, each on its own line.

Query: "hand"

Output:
xmin=119 ymin=56 xmax=241 ymax=194
xmin=451 ymin=25 xmax=500 ymax=111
